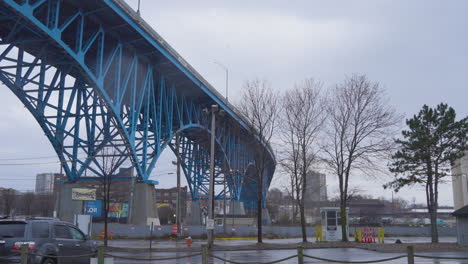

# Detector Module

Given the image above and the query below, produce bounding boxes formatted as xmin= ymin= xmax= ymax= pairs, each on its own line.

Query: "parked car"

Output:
xmin=0 ymin=217 xmax=97 ymax=264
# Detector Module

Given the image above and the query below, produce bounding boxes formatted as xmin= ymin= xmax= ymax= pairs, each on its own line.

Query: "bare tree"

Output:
xmin=98 ymin=146 xmax=124 ymax=246
xmin=1 ymin=188 xmax=16 ymax=216
xmin=322 ymin=74 xmax=400 ymax=241
xmin=237 ymin=79 xmax=279 ymax=243
xmin=36 ymin=193 xmax=55 ymax=217
xmin=280 ymin=79 xmax=325 ymax=242
xmin=283 ymin=178 xmax=299 ymax=225
xmin=19 ymin=192 xmax=36 ymax=216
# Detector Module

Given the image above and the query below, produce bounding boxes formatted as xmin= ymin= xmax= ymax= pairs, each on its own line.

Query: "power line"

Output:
xmin=0 ymin=179 xmax=37 ymax=180
xmin=0 ymin=152 xmax=115 ymax=166
xmin=0 ymin=155 xmax=59 ymax=161
xmin=0 ymin=161 xmax=62 ymax=166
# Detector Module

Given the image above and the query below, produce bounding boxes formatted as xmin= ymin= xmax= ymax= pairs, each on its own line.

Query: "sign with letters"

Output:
xmin=206 ymin=219 xmax=215 ymax=230
xmin=72 ymin=188 xmax=96 ymax=201
xmin=85 ymin=200 xmax=102 ymax=217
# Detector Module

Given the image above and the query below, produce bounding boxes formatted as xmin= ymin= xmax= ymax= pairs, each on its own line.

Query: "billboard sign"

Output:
xmin=85 ymin=200 xmax=102 ymax=217
xmin=71 ymin=188 xmax=96 ymax=201
xmin=84 ymin=201 xmax=129 ymax=218
xmin=108 ymin=203 xmax=129 ymax=218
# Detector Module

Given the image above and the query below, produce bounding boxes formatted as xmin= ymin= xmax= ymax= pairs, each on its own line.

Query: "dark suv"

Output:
xmin=0 ymin=217 xmax=97 ymax=264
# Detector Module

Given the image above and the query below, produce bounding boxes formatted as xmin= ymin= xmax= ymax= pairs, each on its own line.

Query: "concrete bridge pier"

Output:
xmin=128 ymin=182 xmax=159 ymax=226
xmin=262 ymin=208 xmax=271 ymax=225
xmin=186 ymin=200 xmax=203 ymax=225
xmin=56 ymin=182 xmax=159 ymax=226
xmin=229 ymin=201 xmax=246 ymax=215
xmin=56 ymin=183 xmax=83 ymax=223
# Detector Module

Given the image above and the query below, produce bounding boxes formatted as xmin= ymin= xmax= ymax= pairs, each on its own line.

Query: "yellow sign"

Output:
xmin=71 ymin=188 xmax=96 ymax=201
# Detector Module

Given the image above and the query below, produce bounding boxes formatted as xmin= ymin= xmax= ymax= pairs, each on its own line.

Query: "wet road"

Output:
xmin=107 ymin=238 xmax=311 ymax=249
xmin=106 ymin=236 xmax=457 ymax=249
xmin=108 ymin=246 xmax=468 ymax=264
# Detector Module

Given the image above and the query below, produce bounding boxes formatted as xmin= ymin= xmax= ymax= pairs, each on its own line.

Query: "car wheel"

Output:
xmin=42 ymin=258 xmax=56 ymax=264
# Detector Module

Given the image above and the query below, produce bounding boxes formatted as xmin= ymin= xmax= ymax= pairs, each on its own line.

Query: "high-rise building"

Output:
xmin=35 ymin=173 xmax=64 ymax=194
xmin=305 ymin=171 xmax=327 ymax=203
xmin=304 ymin=171 xmax=328 ymax=224
xmin=453 ymin=152 xmax=468 ymax=210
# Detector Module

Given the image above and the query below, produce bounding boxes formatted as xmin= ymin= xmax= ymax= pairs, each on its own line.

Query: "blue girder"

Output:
xmin=0 ymin=0 xmax=275 ymax=207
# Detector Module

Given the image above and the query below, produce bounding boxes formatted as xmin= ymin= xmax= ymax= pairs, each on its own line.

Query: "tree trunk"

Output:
xmin=257 ymin=172 xmax=263 ymax=243
xmin=299 ymin=202 xmax=307 ymax=242
xmin=104 ymin=211 xmax=108 ymax=246
xmin=426 ymin=169 xmax=439 ymax=243
xmin=430 ymin=207 xmax=439 ymax=243
xmin=103 ymin=180 xmax=110 ymax=247
xmin=340 ymin=201 xmax=348 ymax=242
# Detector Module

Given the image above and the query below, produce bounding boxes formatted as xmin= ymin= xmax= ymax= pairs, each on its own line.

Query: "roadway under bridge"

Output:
xmin=0 ymin=0 xmax=275 ymax=224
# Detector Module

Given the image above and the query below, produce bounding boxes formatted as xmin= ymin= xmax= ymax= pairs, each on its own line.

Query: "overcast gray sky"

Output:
xmin=0 ymin=0 xmax=467 ymax=206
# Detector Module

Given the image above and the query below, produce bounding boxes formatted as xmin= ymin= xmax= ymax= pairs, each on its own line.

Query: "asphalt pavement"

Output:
xmin=106 ymin=236 xmax=457 ymax=249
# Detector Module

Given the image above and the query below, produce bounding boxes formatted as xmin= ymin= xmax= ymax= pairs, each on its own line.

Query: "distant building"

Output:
xmin=453 ymin=152 xmax=468 ymax=210
xmin=304 ymin=171 xmax=327 ymax=203
xmin=155 ymin=186 xmax=189 ymax=223
xmin=155 ymin=186 xmax=188 ymax=208
xmin=304 ymin=171 xmax=328 ymax=224
xmin=35 ymin=173 xmax=65 ymax=194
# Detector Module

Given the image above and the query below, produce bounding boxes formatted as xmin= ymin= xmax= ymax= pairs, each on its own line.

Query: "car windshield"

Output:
xmin=0 ymin=222 xmax=26 ymax=238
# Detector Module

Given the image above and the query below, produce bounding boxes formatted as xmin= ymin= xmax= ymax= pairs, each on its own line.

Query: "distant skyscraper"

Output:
xmin=305 ymin=171 xmax=327 ymax=204
xmin=453 ymin=152 xmax=468 ymax=210
xmin=304 ymin=171 xmax=328 ymax=224
xmin=35 ymin=173 xmax=64 ymax=194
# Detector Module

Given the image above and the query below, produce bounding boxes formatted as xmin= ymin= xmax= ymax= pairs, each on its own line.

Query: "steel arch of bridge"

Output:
xmin=0 ymin=0 xmax=275 ymax=206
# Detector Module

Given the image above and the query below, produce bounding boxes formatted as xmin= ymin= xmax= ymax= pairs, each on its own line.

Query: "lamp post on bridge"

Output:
xmin=213 ymin=61 xmax=228 ymax=102
xmin=174 ymin=133 xmax=182 ymax=239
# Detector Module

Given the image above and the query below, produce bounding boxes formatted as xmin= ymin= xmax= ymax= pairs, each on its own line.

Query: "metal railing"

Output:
xmin=15 ymin=244 xmax=468 ymax=264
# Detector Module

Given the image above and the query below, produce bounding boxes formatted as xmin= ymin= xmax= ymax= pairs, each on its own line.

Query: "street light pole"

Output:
xmin=207 ymin=104 xmax=218 ymax=247
xmin=214 ymin=61 xmax=228 ymax=102
xmin=176 ymin=133 xmax=182 ymax=239
xmin=223 ymin=173 xmax=227 ymax=234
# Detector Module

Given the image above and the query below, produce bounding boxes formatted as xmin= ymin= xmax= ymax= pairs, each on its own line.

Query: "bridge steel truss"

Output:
xmin=0 ymin=0 xmax=275 ymax=207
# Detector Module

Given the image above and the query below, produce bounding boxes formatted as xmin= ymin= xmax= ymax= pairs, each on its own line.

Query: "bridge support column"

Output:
xmin=228 ymin=201 xmax=246 ymax=215
xmin=186 ymin=200 xmax=202 ymax=225
xmin=128 ymin=182 xmax=159 ymax=226
xmin=57 ymin=183 xmax=84 ymax=223
xmin=262 ymin=208 xmax=271 ymax=225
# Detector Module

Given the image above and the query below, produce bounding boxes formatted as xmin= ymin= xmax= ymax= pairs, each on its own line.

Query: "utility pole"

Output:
xmin=207 ymin=104 xmax=218 ymax=247
xmin=176 ymin=133 xmax=182 ymax=239
xmin=223 ymin=174 xmax=227 ymax=234
xmin=55 ymin=129 xmax=64 ymax=219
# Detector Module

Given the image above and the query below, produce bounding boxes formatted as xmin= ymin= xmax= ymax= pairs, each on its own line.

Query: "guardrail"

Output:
xmin=15 ymin=244 xmax=468 ymax=264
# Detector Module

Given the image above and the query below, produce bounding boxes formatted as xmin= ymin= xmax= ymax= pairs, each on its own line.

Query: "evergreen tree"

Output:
xmin=385 ymin=103 xmax=468 ymax=243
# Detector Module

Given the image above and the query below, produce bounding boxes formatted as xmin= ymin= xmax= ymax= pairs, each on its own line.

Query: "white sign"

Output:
xmin=206 ymin=219 xmax=215 ymax=230
xmin=71 ymin=188 xmax=96 ymax=201
xmin=147 ymin=217 xmax=160 ymax=230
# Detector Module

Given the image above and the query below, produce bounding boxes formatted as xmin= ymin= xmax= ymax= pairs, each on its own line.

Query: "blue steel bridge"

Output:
xmin=0 ymin=0 xmax=275 ymax=209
